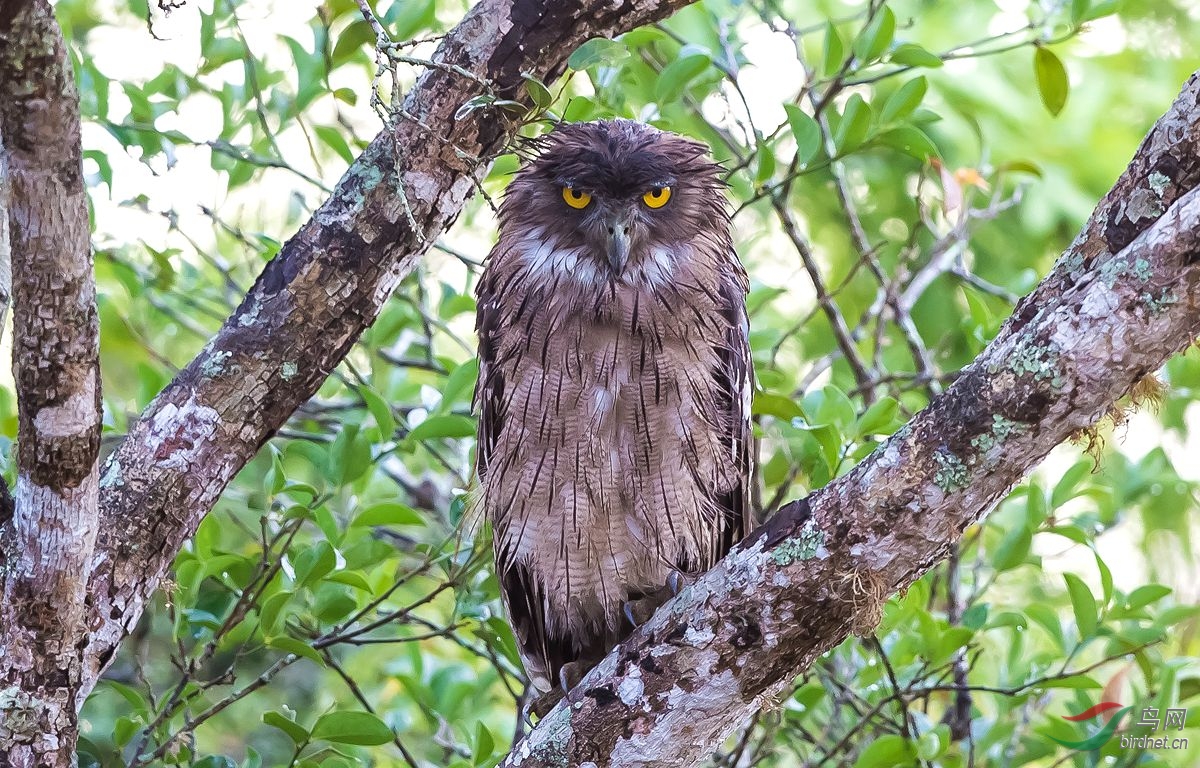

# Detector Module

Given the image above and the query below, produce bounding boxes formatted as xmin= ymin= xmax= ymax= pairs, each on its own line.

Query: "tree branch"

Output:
xmin=0 ymin=1 xmax=103 ymax=764
xmin=499 ymin=71 xmax=1200 ymax=768
xmin=81 ymin=0 xmax=701 ymax=697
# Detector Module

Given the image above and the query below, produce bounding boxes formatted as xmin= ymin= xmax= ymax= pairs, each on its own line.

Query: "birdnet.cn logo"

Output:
xmin=1050 ymin=701 xmax=1189 ymax=751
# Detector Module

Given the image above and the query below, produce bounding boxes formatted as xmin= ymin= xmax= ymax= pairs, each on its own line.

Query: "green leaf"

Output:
xmin=351 ymin=502 xmax=423 ymax=528
xmin=997 ymin=159 xmax=1043 ymax=177
xmin=314 ymin=125 xmax=354 ymax=164
xmin=992 ymin=525 xmax=1032 ymax=572
xmin=852 ymin=6 xmax=896 ymax=64
xmin=1082 ymin=0 xmax=1124 ymax=22
xmin=263 ymin=711 xmax=309 ymax=744
xmin=961 ymin=603 xmax=989 ymax=630
xmin=331 ymin=426 xmax=373 ymax=484
xmin=310 ymin=711 xmax=394 ymax=746
xmin=332 ymin=19 xmax=374 ymax=66
xmin=1034 ymin=46 xmax=1069 ymax=116
xmin=358 ymin=385 xmax=397 ymax=438
xmin=103 ymin=681 xmax=150 ymax=717
xmin=1037 ymin=674 xmax=1102 ymax=689
xmin=113 ymin=716 xmax=142 ymax=747
xmin=407 ymin=414 xmax=477 ymax=442
xmin=1070 ymin=0 xmax=1090 ymax=26
xmin=754 ymin=140 xmax=776 ymax=185
xmin=874 ymin=126 xmax=937 ymax=160
xmin=1126 ymin=584 xmax=1172 ymax=609
xmin=386 ymin=0 xmax=436 ymax=39
xmin=822 ymin=22 xmax=844 ymax=77
xmin=439 ymin=358 xmax=480 ymax=413
xmin=258 ymin=590 xmax=293 ymax=635
xmin=833 ymin=94 xmax=872 ymax=155
xmin=314 ymin=586 xmax=358 ymax=623
xmin=201 ymin=37 xmax=247 ymax=74
xmin=1026 ymin=603 xmax=1064 ymax=647
xmin=327 ymin=570 xmax=373 ymax=591
xmin=522 ymin=73 xmax=553 ymax=111
xmin=917 ymin=726 xmax=948 ymax=760
xmin=879 ymin=77 xmax=927 ymax=124
xmin=1064 ymin=573 xmax=1098 ymax=637
xmin=266 ymin=636 xmax=326 ymax=667
xmin=655 ymin=53 xmax=711 ymax=103
xmin=1095 ymin=551 xmax=1114 ymax=606
xmin=1051 ymin=460 xmax=1091 ymax=507
xmin=889 ymin=43 xmax=943 ymax=68
xmin=268 ymin=448 xmax=287 ymax=494
xmin=855 ymin=397 xmax=899 ymax=437
xmin=568 ymin=38 xmax=630 ymax=70
xmin=83 ymin=149 xmax=114 ymax=193
xmin=294 ymin=541 xmax=336 ymax=589
xmin=853 ymin=733 xmax=916 ymax=767
xmin=472 ymin=722 xmax=496 ymax=765
xmin=815 ymin=385 xmax=856 ymax=430
xmin=784 ymin=105 xmax=822 ymax=166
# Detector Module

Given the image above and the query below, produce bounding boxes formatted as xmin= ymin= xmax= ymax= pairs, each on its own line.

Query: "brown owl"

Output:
xmin=473 ymin=119 xmax=753 ymax=704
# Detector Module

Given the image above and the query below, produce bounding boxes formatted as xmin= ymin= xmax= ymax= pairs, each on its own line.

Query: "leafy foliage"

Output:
xmin=4 ymin=0 xmax=1196 ymax=766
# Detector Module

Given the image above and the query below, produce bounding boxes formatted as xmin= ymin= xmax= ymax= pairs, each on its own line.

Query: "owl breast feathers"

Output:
xmin=473 ymin=118 xmax=753 ymax=696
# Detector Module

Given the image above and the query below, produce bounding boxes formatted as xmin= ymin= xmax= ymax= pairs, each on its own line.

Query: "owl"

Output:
xmin=473 ymin=119 xmax=753 ymax=705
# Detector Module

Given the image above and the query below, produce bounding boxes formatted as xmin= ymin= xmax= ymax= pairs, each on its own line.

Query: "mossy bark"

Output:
xmin=0 ymin=1 xmax=102 ymax=765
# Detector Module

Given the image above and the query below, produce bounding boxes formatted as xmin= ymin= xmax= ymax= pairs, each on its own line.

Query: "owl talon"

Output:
xmin=668 ymin=570 xmax=696 ymax=595
xmin=558 ymin=660 xmax=585 ymax=695
xmin=529 ymin=688 xmax=562 ymax=719
xmin=668 ymin=571 xmax=682 ymax=595
xmin=622 ymin=595 xmax=660 ymax=628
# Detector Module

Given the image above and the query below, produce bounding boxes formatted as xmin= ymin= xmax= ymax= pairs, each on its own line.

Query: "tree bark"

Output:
xmin=498 ymin=72 xmax=1200 ymax=768
xmin=0 ymin=2 xmax=103 ymax=766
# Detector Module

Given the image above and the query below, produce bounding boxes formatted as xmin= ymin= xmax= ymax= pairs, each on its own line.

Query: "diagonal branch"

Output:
xmin=81 ymin=0 xmax=702 ymax=698
xmin=499 ymin=71 xmax=1200 ymax=768
xmin=0 ymin=1 xmax=103 ymax=764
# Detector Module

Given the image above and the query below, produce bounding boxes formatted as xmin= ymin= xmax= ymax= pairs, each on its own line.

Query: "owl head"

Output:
xmin=498 ymin=119 xmax=729 ymax=282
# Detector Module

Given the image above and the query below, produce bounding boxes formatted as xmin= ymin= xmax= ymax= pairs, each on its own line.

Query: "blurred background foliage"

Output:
xmin=0 ymin=0 xmax=1197 ymax=765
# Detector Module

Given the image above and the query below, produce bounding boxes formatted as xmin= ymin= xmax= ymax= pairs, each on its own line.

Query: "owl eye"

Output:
xmin=562 ymin=187 xmax=592 ymax=209
xmin=642 ymin=186 xmax=672 ymax=209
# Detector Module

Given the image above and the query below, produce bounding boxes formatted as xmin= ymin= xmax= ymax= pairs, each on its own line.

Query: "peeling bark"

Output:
xmin=498 ymin=74 xmax=1200 ymax=768
xmin=0 ymin=1 xmax=102 ymax=766
xmin=81 ymin=0 xmax=700 ymax=697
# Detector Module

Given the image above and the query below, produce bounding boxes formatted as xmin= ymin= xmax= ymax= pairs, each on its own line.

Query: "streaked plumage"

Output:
xmin=473 ymin=119 xmax=753 ymax=696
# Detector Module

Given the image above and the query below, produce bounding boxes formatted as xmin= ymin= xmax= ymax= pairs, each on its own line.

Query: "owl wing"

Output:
xmin=473 ymin=270 xmax=565 ymax=692
xmin=474 ymin=288 xmax=502 ymax=481
xmin=708 ymin=260 xmax=755 ymax=566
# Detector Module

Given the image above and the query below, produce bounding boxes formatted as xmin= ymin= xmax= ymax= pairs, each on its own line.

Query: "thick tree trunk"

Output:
xmin=0 ymin=2 xmax=102 ymax=766
xmin=498 ymin=72 xmax=1200 ymax=767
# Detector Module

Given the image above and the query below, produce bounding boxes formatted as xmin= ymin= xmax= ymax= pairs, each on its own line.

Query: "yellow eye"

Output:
xmin=642 ymin=186 xmax=672 ymax=208
xmin=562 ymin=187 xmax=592 ymax=209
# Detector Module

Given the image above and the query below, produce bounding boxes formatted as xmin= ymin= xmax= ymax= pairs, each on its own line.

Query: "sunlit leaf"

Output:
xmin=1034 ymin=46 xmax=1069 ymax=116
xmin=310 ymin=711 xmax=394 ymax=745
xmin=263 ymin=711 xmax=309 ymax=744
xmin=569 ymin=38 xmax=630 ymax=69
xmin=1064 ymin=573 xmax=1098 ymax=637
xmin=784 ymin=105 xmax=822 ymax=166
xmin=852 ymin=6 xmax=895 ymax=64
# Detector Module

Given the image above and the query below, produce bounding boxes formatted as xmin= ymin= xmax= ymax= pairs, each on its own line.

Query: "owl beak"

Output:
xmin=605 ymin=216 xmax=632 ymax=274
